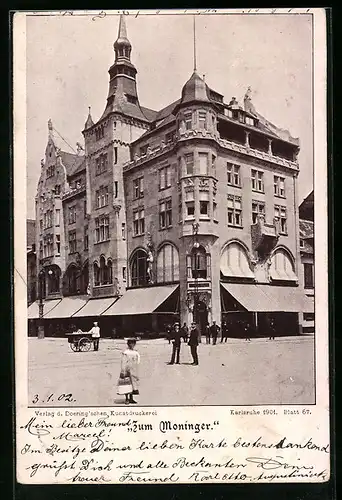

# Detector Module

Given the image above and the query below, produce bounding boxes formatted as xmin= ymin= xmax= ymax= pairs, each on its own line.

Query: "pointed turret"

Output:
xmin=114 ymin=14 xmax=131 ymax=56
xmin=101 ymin=15 xmax=147 ymax=122
xmin=84 ymin=107 xmax=94 ymax=130
xmin=180 ymin=71 xmax=209 ymax=105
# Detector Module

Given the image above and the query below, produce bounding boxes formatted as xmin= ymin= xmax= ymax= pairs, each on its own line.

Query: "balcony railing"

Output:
xmin=123 ymin=128 xmax=299 ymax=171
xmin=62 ymin=185 xmax=86 ymax=201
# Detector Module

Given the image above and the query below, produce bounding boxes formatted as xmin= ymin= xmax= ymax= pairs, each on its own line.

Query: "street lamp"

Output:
xmin=192 ymin=222 xmax=199 ymax=327
xmin=38 ymin=269 xmax=46 ymax=339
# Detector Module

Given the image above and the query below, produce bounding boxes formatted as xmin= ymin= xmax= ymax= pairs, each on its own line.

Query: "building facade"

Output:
xmin=299 ymin=191 xmax=315 ymax=333
xmin=30 ymin=15 xmax=311 ymax=338
xmin=27 ymin=219 xmax=36 ymax=305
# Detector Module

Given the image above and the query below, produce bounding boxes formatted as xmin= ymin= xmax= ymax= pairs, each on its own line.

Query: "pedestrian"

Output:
xmin=117 ymin=338 xmax=140 ymax=405
xmin=188 ymin=322 xmax=199 ymax=365
xmin=221 ymin=321 xmax=228 ymax=343
xmin=180 ymin=322 xmax=189 ymax=343
xmin=210 ymin=320 xmax=220 ymax=345
xmin=165 ymin=324 xmax=172 ymax=344
xmin=205 ymin=322 xmax=211 ymax=344
xmin=89 ymin=321 xmax=100 ymax=351
xmin=244 ymin=321 xmax=251 ymax=341
xmin=269 ymin=318 xmax=276 ymax=340
xmin=168 ymin=323 xmax=182 ymax=365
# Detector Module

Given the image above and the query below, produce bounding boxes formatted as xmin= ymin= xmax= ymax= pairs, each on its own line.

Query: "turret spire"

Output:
xmin=193 ymin=15 xmax=197 ymax=72
xmin=84 ymin=106 xmax=94 ymax=130
xmin=118 ymin=13 xmax=128 ymax=40
xmin=114 ymin=14 xmax=132 ymax=61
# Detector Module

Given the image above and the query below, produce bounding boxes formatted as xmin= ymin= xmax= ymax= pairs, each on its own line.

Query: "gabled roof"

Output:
xmin=59 ymin=151 xmax=85 ymax=178
xmin=155 ymin=99 xmax=180 ymax=122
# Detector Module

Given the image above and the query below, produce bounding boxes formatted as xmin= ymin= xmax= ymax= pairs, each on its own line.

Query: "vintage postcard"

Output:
xmin=14 ymin=8 xmax=330 ymax=484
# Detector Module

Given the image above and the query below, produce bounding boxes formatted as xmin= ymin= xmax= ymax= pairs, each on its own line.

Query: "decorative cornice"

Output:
xmin=123 ymin=128 xmax=299 ymax=172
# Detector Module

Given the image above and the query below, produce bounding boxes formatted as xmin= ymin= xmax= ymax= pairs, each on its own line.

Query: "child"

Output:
xmin=117 ymin=338 xmax=140 ymax=405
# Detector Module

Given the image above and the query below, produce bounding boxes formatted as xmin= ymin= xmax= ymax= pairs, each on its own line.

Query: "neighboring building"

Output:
xmin=299 ymin=191 xmax=314 ymax=333
xmin=27 ymin=219 xmax=36 ymax=305
xmin=29 ymin=15 xmax=310 ymax=338
xmin=299 ymin=190 xmax=314 ymax=222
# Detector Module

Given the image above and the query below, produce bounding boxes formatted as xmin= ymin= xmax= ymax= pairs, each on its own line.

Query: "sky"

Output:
xmin=26 ymin=11 xmax=313 ymax=219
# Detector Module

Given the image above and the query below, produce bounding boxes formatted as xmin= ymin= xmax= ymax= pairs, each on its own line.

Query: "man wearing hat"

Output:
xmin=89 ymin=321 xmax=100 ymax=351
xmin=168 ymin=322 xmax=183 ymax=365
xmin=188 ymin=322 xmax=199 ymax=366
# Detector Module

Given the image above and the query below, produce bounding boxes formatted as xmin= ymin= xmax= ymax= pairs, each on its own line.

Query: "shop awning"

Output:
xmin=44 ymin=296 xmax=88 ymax=319
xmin=73 ymin=297 xmax=119 ymax=317
xmin=221 ymin=283 xmax=308 ymax=313
xmin=27 ymin=299 xmax=62 ymax=320
xmin=221 ymin=283 xmax=270 ymax=312
xmin=102 ymin=285 xmax=178 ymax=316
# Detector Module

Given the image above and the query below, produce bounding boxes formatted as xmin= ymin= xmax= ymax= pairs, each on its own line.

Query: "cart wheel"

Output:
xmin=79 ymin=337 xmax=92 ymax=352
xmin=70 ymin=342 xmax=78 ymax=352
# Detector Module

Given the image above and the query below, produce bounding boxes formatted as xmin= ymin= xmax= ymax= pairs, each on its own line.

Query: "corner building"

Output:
xmin=119 ymin=18 xmax=309 ymax=337
xmin=31 ymin=15 xmax=311 ymax=337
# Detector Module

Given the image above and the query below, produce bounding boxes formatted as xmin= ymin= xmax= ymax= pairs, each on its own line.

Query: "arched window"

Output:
xmin=100 ymin=256 xmax=107 ymax=284
xmin=157 ymin=244 xmax=179 ymax=283
xmin=47 ymin=265 xmax=61 ymax=294
xmin=107 ymin=259 xmax=113 ymax=284
xmin=270 ymin=248 xmax=297 ymax=281
xmin=94 ymin=262 xmax=100 ymax=286
xmin=67 ymin=265 xmax=78 ymax=294
xmin=131 ymin=249 xmax=148 ymax=287
xmin=81 ymin=261 xmax=89 ymax=293
xmin=220 ymin=242 xmax=254 ymax=278
xmin=186 ymin=245 xmax=210 ymax=279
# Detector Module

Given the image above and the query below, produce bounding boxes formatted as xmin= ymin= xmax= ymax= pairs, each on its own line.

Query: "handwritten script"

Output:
xmin=17 ymin=411 xmax=329 ymax=483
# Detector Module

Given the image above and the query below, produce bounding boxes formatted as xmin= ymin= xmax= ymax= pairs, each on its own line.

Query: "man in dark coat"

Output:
xmin=180 ymin=322 xmax=189 ymax=343
xmin=188 ymin=322 xmax=199 ymax=365
xmin=221 ymin=321 xmax=228 ymax=343
xmin=209 ymin=321 xmax=220 ymax=345
xmin=168 ymin=323 xmax=182 ymax=365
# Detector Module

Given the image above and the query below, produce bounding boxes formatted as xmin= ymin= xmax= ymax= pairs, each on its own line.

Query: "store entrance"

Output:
xmin=194 ymin=300 xmax=208 ymax=336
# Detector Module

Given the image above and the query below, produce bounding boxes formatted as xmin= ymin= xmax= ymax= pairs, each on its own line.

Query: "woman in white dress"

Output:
xmin=118 ymin=338 xmax=140 ymax=405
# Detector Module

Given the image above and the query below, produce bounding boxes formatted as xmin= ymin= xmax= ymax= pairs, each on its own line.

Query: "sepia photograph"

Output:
xmin=25 ymin=11 xmax=315 ymax=408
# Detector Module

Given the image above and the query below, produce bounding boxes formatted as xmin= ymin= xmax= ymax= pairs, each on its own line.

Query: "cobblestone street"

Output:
xmin=28 ymin=335 xmax=315 ymax=407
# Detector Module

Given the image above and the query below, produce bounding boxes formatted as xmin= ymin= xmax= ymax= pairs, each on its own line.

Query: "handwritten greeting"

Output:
xmin=17 ymin=411 xmax=329 ymax=484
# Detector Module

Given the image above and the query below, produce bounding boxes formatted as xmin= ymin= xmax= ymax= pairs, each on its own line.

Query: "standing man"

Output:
xmin=166 ymin=324 xmax=172 ymax=344
xmin=180 ymin=322 xmax=189 ymax=343
xmin=221 ymin=321 xmax=228 ymax=343
xmin=89 ymin=321 xmax=100 ymax=351
xmin=168 ymin=323 xmax=182 ymax=365
xmin=210 ymin=320 xmax=220 ymax=346
xmin=269 ymin=318 xmax=276 ymax=340
xmin=205 ymin=322 xmax=211 ymax=344
xmin=188 ymin=322 xmax=199 ymax=366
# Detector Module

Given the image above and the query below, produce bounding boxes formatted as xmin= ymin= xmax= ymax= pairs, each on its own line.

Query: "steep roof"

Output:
xmin=140 ymin=106 xmax=158 ymax=122
xmin=180 ymin=71 xmax=209 ymax=105
xmin=155 ymin=99 xmax=180 ymax=122
xmin=59 ymin=151 xmax=85 ymax=178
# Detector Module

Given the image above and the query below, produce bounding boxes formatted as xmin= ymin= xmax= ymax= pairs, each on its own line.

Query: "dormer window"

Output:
xmin=246 ymin=116 xmax=255 ymax=126
xmin=126 ymin=94 xmax=137 ymax=104
xmin=224 ymin=108 xmax=233 ymax=119
xmin=140 ymin=144 xmax=149 ymax=156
